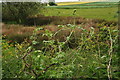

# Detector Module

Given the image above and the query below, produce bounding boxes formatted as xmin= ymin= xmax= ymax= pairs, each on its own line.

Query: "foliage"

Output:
xmin=2 ymin=2 xmax=119 ymax=79
xmin=2 ymin=38 xmax=22 ymax=78
xmin=2 ymin=2 xmax=43 ymax=24
xmin=48 ymin=2 xmax=57 ymax=6
xmin=2 ymin=24 xmax=119 ymax=79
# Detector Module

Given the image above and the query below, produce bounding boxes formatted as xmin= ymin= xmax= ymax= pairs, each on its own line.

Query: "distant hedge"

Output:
xmin=2 ymin=2 xmax=43 ymax=24
xmin=49 ymin=2 xmax=57 ymax=6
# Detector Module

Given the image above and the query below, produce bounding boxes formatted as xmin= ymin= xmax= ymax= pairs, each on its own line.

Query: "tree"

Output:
xmin=2 ymin=2 xmax=43 ymax=24
xmin=48 ymin=2 xmax=57 ymax=6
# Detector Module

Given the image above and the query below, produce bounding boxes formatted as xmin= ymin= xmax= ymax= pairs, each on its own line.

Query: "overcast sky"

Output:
xmin=56 ymin=0 xmax=119 ymax=2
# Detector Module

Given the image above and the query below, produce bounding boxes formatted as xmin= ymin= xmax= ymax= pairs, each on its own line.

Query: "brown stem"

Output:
xmin=38 ymin=63 xmax=59 ymax=77
xmin=23 ymin=58 xmax=38 ymax=77
xmin=22 ymin=49 xmax=33 ymax=59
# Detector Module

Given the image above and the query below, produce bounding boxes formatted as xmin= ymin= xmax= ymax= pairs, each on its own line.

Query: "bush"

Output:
xmin=2 ymin=24 xmax=119 ymax=79
xmin=2 ymin=2 xmax=43 ymax=24
xmin=49 ymin=2 xmax=57 ymax=6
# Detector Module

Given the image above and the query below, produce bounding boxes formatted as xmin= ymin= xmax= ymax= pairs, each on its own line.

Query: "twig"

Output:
xmin=23 ymin=58 xmax=38 ymax=77
xmin=38 ymin=63 xmax=59 ymax=77
xmin=21 ymin=48 xmax=38 ymax=77
xmin=107 ymin=28 xmax=113 ymax=80
xmin=22 ymin=49 xmax=33 ymax=59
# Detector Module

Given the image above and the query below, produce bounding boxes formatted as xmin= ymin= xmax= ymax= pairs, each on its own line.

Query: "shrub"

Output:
xmin=2 ymin=23 xmax=119 ymax=79
xmin=2 ymin=2 xmax=43 ymax=24
xmin=48 ymin=2 xmax=57 ymax=6
xmin=2 ymin=39 xmax=23 ymax=78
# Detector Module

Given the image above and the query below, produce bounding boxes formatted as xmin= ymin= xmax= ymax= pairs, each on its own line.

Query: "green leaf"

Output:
xmin=58 ymin=25 xmax=64 ymax=28
xmin=34 ymin=50 xmax=42 ymax=53
xmin=51 ymin=58 xmax=58 ymax=63
xmin=32 ymin=40 xmax=38 ymax=45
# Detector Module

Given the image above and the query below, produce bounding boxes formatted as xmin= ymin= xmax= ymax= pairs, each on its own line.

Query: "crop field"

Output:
xmin=56 ymin=2 xmax=91 ymax=6
xmin=68 ymin=2 xmax=118 ymax=6
xmin=49 ymin=2 xmax=118 ymax=8
xmin=56 ymin=2 xmax=118 ymax=6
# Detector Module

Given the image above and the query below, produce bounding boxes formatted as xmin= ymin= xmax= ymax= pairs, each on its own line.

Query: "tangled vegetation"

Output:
xmin=2 ymin=23 xmax=119 ymax=79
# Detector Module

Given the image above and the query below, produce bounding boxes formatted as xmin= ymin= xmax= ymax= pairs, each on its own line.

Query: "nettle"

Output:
xmin=15 ymin=26 xmax=70 ymax=78
xmin=14 ymin=24 xmax=81 ymax=78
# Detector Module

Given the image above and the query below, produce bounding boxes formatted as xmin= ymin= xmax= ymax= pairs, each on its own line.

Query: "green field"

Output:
xmin=62 ymin=2 xmax=118 ymax=6
xmin=47 ymin=2 xmax=118 ymax=8
xmin=43 ymin=2 xmax=118 ymax=21
xmin=42 ymin=7 xmax=118 ymax=21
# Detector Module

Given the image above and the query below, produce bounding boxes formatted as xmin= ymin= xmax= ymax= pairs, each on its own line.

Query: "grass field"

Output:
xmin=42 ymin=7 xmax=118 ymax=21
xmin=43 ymin=2 xmax=118 ymax=21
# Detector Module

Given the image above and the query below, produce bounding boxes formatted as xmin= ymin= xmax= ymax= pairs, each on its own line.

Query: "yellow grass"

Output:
xmin=57 ymin=2 xmax=91 ymax=6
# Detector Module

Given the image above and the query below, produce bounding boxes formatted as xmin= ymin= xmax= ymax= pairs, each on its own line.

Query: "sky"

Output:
xmin=55 ymin=0 xmax=120 ymax=2
xmin=55 ymin=0 xmax=119 ymax=2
